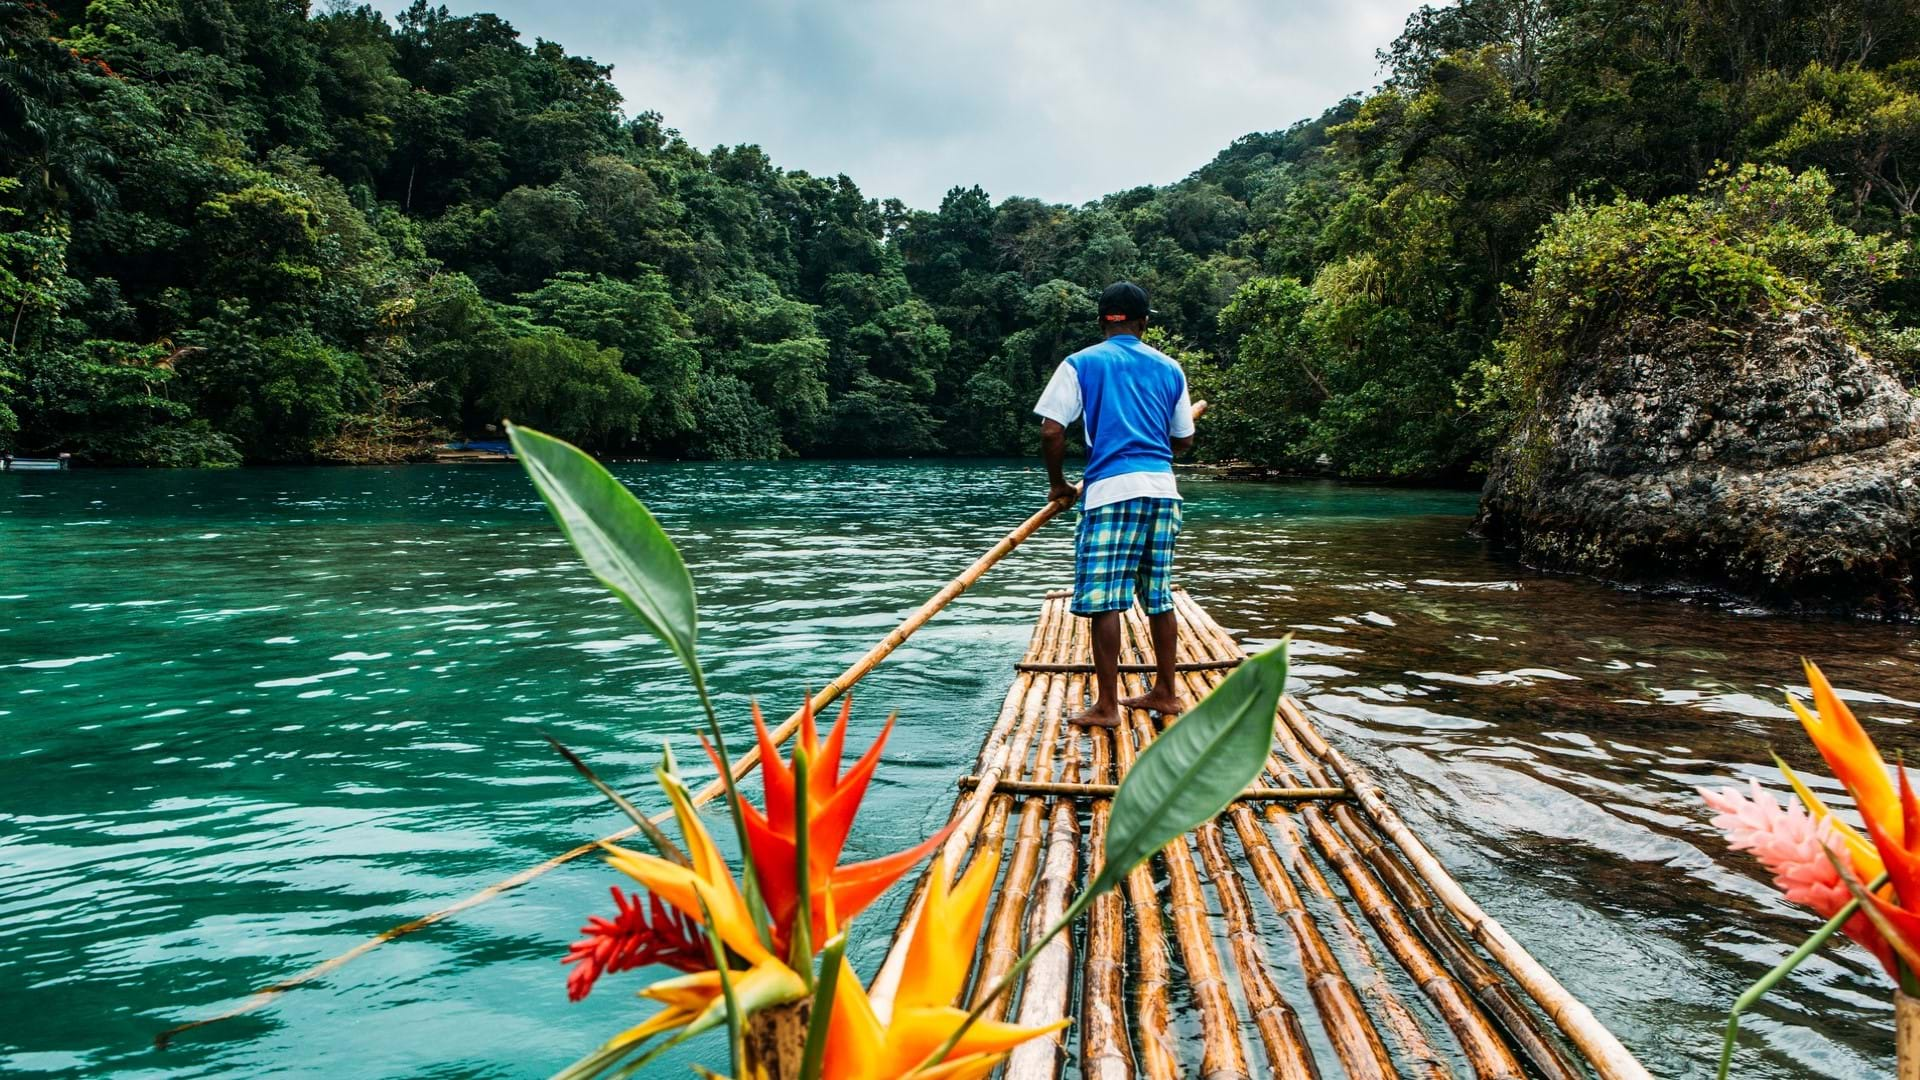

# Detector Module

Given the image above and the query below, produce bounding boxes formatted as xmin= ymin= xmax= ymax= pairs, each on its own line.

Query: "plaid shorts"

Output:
xmin=1072 ymin=497 xmax=1183 ymax=616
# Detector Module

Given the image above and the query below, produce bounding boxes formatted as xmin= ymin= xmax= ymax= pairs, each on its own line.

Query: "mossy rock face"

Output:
xmin=1476 ymin=307 xmax=1920 ymax=617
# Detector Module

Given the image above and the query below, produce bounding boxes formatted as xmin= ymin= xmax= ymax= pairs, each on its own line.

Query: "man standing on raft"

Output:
xmin=1035 ymin=281 xmax=1206 ymax=729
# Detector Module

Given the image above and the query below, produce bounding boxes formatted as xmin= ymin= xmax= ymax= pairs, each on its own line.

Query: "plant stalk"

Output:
xmin=791 ymin=746 xmax=814 ymax=988
xmin=1715 ymin=872 xmax=1890 ymax=1080
xmin=694 ymin=671 xmax=776 ymax=950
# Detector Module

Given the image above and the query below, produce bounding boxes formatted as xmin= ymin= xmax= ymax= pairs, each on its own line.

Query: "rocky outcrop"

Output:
xmin=1476 ymin=309 xmax=1920 ymax=617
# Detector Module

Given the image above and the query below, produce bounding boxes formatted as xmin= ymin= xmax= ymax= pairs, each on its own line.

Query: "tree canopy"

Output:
xmin=2 ymin=0 xmax=1916 ymax=474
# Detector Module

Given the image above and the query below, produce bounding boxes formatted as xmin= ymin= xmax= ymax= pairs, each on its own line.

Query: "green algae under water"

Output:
xmin=5 ymin=460 xmax=1920 ymax=1078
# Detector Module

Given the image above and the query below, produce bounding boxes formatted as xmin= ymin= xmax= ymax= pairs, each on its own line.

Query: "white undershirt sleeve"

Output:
xmin=1033 ymin=362 xmax=1082 ymax=426
xmin=1168 ymin=376 xmax=1195 ymax=438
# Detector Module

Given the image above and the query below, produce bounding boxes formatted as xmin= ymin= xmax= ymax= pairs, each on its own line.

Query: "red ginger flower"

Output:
xmin=562 ymin=886 xmax=709 ymax=1002
xmin=1702 ymin=779 xmax=1891 ymax=971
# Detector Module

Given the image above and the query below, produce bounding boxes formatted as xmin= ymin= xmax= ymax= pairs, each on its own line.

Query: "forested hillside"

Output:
xmin=3 ymin=0 xmax=1917 ymax=474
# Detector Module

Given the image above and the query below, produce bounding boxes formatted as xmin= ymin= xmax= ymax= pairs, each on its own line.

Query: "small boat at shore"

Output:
xmin=432 ymin=439 xmax=516 ymax=464
xmin=2 ymin=454 xmax=71 ymax=472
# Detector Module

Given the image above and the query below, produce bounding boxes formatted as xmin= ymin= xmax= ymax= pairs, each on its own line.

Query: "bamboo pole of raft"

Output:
xmin=1900 ymin=992 xmax=1920 ymax=1080
xmin=1172 ymin=618 xmax=1407 ymax=1080
xmin=953 ymin=776 xmax=1347 ymax=800
xmin=966 ymin=606 xmax=1079 ymax=1021
xmin=1172 ymin=595 xmax=1452 ymax=1080
xmin=1114 ymin=734 xmax=1181 ymax=1080
xmin=1079 ymin=709 xmax=1139 ymax=1080
xmin=1257 ymin=697 xmax=1581 ymax=1080
xmin=1115 ymin=611 xmax=1254 ymax=1080
xmin=966 ymin=658 xmax=1062 ymax=1011
xmin=868 ymin=593 xmax=1073 ymax=1017
xmin=1168 ymin=593 xmax=1526 ymax=1080
xmin=159 ymin=499 xmax=1075 ymax=1048
xmin=1168 ymin=610 xmax=1450 ymax=1080
xmin=1004 ymin=658 xmax=1084 ymax=1078
xmin=1175 ymin=589 xmax=1647 ymax=1079
xmin=1128 ymin=605 xmax=1319 ymax=1078
xmin=1077 ymin=612 xmax=1181 ymax=1080
xmin=1164 ymin=647 xmax=1396 ymax=1080
xmin=1275 ymin=698 xmax=1656 ymax=1080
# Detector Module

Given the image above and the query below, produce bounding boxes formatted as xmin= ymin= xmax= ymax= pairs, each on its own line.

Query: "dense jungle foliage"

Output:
xmin=2 ymin=0 xmax=1918 ymax=474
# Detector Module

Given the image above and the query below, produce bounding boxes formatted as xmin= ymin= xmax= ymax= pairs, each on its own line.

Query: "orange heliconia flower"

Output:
xmin=1852 ymin=767 xmax=1920 ymax=977
xmin=718 ymin=698 xmax=955 ymax=952
xmin=820 ymin=851 xmax=1066 ymax=1080
xmin=1783 ymin=661 xmax=1920 ymax=979
xmin=1790 ymin=660 xmax=1901 ymax=844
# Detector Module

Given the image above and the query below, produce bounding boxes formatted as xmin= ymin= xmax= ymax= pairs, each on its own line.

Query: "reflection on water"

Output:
xmin=3 ymin=462 xmax=1915 ymax=1078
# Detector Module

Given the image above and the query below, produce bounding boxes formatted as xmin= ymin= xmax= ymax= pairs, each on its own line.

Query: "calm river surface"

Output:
xmin=5 ymin=461 xmax=1918 ymax=1078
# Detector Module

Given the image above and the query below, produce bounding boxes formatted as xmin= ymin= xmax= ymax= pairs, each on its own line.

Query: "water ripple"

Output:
xmin=4 ymin=464 xmax=1916 ymax=1077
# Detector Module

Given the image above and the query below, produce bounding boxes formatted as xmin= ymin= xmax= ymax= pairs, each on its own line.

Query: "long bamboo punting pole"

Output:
xmin=1165 ymin=594 xmax=1523 ymax=1080
xmin=1116 ymin=615 xmax=1253 ymax=1080
xmin=1277 ymin=697 xmax=1655 ymax=1080
xmin=1171 ymin=591 xmax=1452 ymax=1079
xmin=158 ymin=497 xmax=1077 ymax=1048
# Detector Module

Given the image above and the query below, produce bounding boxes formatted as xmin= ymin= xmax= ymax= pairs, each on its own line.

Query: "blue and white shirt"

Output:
xmin=1033 ymin=335 xmax=1195 ymax=510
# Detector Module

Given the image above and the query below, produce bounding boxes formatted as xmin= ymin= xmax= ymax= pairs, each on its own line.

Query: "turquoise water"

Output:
xmin=4 ymin=461 xmax=1918 ymax=1078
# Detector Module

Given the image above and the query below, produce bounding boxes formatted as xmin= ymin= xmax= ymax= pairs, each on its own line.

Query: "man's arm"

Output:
xmin=1041 ymin=418 xmax=1077 ymax=506
xmin=1169 ymin=398 xmax=1208 ymax=456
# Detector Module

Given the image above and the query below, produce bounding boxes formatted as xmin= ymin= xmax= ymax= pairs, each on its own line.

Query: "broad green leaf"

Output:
xmin=1090 ymin=637 xmax=1290 ymax=897
xmin=509 ymin=423 xmax=700 ymax=679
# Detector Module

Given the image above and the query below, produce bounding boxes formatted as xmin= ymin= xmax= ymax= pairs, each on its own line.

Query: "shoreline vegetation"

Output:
xmin=2 ymin=1 xmax=1915 ymax=482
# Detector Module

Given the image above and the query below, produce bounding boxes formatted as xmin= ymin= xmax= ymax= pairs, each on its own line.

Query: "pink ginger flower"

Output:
xmin=1702 ymin=779 xmax=1891 ymax=969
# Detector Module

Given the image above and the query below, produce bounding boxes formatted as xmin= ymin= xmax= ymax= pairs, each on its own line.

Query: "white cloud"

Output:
xmin=374 ymin=0 xmax=1427 ymax=208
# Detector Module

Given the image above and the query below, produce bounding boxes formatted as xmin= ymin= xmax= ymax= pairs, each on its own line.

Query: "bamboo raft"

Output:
xmin=871 ymin=587 xmax=1652 ymax=1080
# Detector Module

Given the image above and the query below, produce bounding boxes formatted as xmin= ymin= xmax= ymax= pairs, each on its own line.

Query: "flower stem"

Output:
xmin=1715 ymin=872 xmax=1890 ymax=1080
xmin=798 ymin=934 xmax=847 ymax=1080
xmin=791 ymin=747 xmax=814 ymax=988
xmin=693 ymin=672 xmax=775 ymax=950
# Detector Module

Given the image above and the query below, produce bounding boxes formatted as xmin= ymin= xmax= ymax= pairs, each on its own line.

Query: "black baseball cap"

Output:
xmin=1098 ymin=281 xmax=1156 ymax=323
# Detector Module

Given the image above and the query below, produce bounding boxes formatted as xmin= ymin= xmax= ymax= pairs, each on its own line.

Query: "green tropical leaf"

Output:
xmin=1090 ymin=636 xmax=1290 ymax=896
xmin=508 ymin=422 xmax=700 ymax=679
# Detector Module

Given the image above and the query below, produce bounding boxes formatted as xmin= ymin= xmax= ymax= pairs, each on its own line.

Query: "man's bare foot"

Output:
xmin=1121 ymin=690 xmax=1187 ymax=716
xmin=1069 ymin=701 xmax=1122 ymax=729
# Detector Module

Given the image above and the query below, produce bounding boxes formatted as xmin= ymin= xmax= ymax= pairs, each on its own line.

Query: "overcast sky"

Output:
xmin=378 ymin=1 xmax=1428 ymax=210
